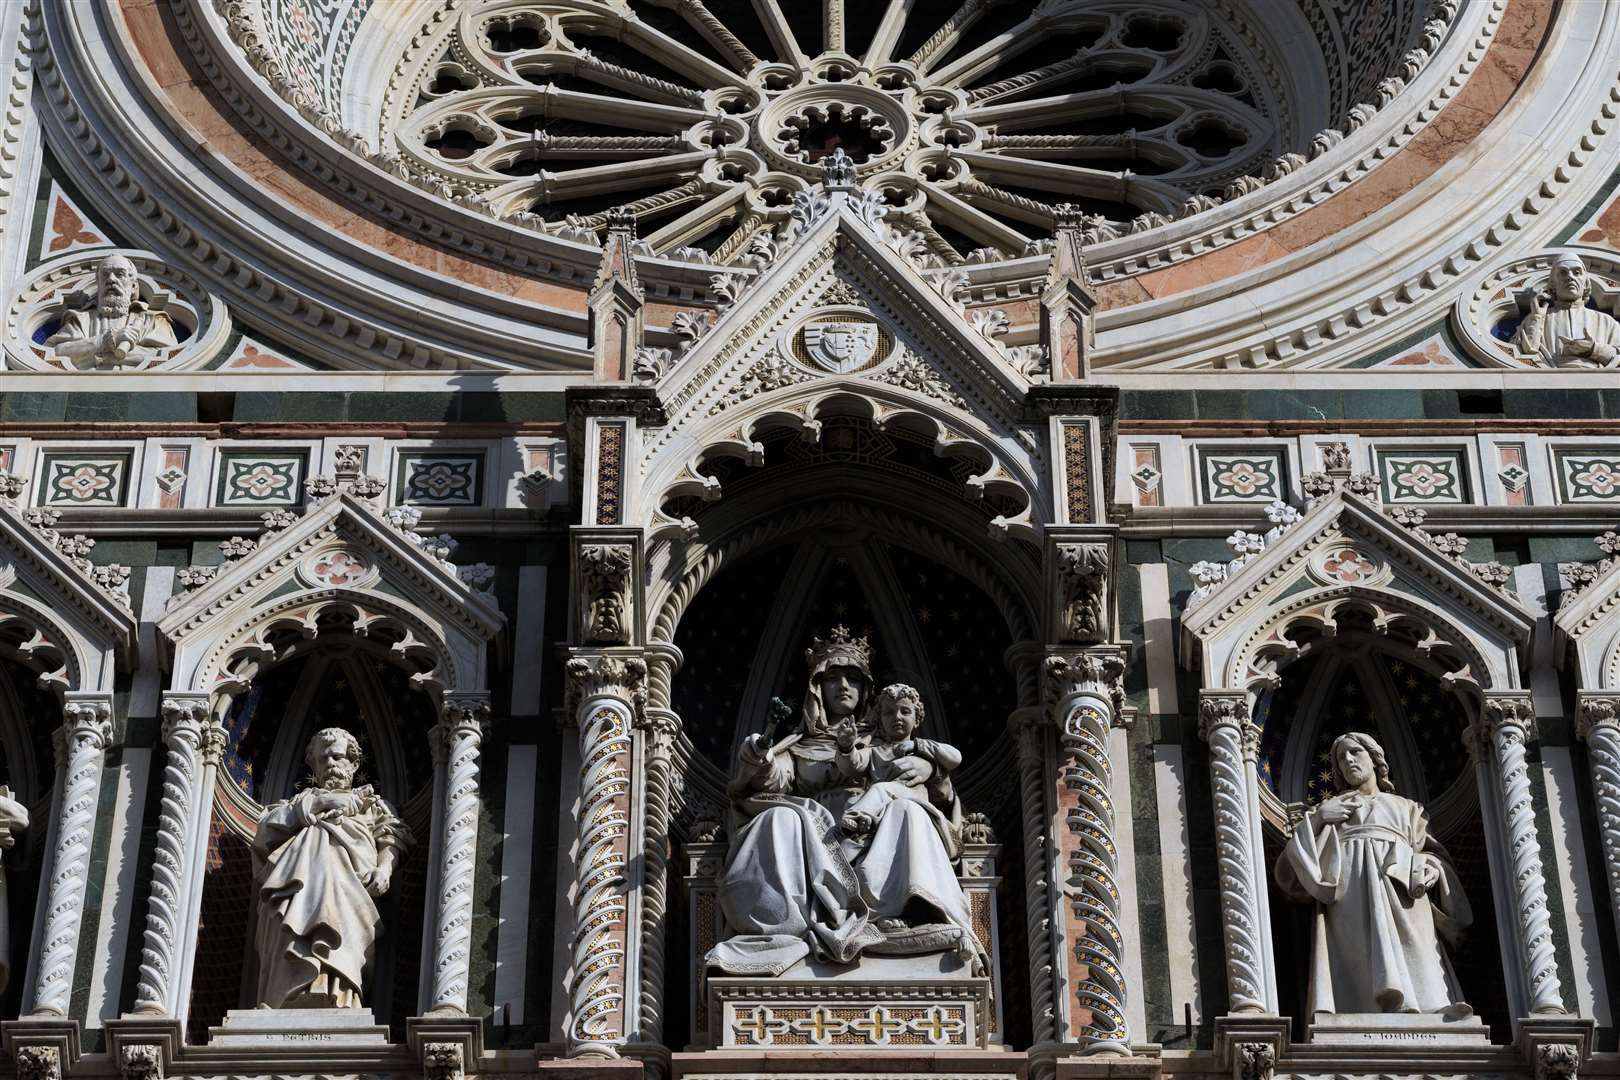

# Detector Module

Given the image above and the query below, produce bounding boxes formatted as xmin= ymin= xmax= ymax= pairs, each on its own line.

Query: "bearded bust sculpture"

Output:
xmin=44 ymin=254 xmax=178 ymax=370
xmin=1510 ymin=253 xmax=1620 ymax=368
xmin=1275 ymin=732 xmax=1474 ymax=1021
xmin=253 ymin=728 xmax=412 ymax=1009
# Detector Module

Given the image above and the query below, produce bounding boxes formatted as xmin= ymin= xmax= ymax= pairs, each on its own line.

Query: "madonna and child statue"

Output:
xmin=706 ymin=626 xmax=986 ymax=979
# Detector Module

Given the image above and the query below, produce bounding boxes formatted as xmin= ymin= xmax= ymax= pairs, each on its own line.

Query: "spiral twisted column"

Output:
xmin=1046 ymin=649 xmax=1130 ymax=1055
xmin=1578 ymin=693 xmax=1620 ymax=948
xmin=1477 ymin=695 xmax=1566 ymax=1016
xmin=563 ymin=654 xmax=645 ymax=1058
xmin=425 ymin=694 xmax=490 ymax=1015
xmin=132 ymin=693 xmax=221 ymax=1016
xmin=1197 ymin=692 xmax=1275 ymax=1014
xmin=27 ymin=693 xmax=113 ymax=1016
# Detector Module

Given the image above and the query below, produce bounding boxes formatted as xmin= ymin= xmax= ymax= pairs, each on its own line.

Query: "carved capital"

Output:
xmin=566 ymin=654 xmax=647 ymax=716
xmin=1055 ymin=541 xmax=1110 ymax=644
xmin=1578 ymin=694 xmax=1620 ymax=740
xmin=1234 ymin=1042 xmax=1275 ymax=1080
xmin=1483 ymin=693 xmax=1539 ymax=741
xmin=118 ymin=1044 xmax=163 ymax=1080
xmin=1043 ymin=649 xmax=1124 ymax=724
xmin=422 ymin=1041 xmax=464 ymax=1080
xmin=1537 ymin=1043 xmax=1581 ymax=1080
xmin=14 ymin=1046 xmax=61 ymax=1080
xmin=432 ymin=696 xmax=490 ymax=764
xmin=1198 ymin=692 xmax=1251 ymax=741
xmin=157 ymin=695 xmax=211 ymax=746
xmin=58 ymin=695 xmax=113 ymax=756
xmin=580 ymin=543 xmax=634 ymax=644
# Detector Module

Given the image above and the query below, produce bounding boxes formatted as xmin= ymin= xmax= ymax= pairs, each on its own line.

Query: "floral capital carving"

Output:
xmin=15 ymin=1045 xmax=62 ymax=1080
xmin=1578 ymin=694 xmax=1620 ymax=740
xmin=117 ymin=1044 xmax=163 ymax=1080
xmin=566 ymin=654 xmax=647 ymax=716
xmin=1198 ymin=692 xmax=1252 ymax=740
xmin=1056 ymin=542 xmax=1110 ymax=644
xmin=580 ymin=543 xmax=633 ymax=644
xmin=1536 ymin=1043 xmax=1581 ymax=1080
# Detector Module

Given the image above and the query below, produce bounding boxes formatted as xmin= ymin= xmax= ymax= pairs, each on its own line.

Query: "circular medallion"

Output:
xmin=789 ymin=310 xmax=892 ymax=373
xmin=306 ymin=549 xmax=371 ymax=588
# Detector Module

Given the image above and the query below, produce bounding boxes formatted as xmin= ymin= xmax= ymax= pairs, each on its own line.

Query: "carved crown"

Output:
xmin=806 ymin=624 xmax=872 ymax=674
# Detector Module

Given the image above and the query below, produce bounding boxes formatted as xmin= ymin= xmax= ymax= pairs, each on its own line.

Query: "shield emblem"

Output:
xmin=802 ymin=321 xmax=879 ymax=373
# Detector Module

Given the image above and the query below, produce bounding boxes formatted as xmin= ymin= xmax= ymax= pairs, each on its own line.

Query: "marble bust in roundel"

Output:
xmin=707 ymin=627 xmax=984 ymax=978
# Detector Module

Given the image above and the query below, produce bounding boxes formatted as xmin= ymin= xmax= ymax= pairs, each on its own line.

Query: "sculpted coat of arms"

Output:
xmin=802 ymin=320 xmax=879 ymax=373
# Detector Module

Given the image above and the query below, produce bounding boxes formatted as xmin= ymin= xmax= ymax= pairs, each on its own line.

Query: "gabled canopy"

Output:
xmin=636 ymin=190 xmax=1051 ymax=535
xmin=0 ymin=507 xmax=137 ymax=694
xmin=1181 ymin=492 xmax=1535 ymax=695
xmin=1554 ymin=556 xmax=1620 ymax=690
xmin=160 ymin=492 xmax=504 ymax=700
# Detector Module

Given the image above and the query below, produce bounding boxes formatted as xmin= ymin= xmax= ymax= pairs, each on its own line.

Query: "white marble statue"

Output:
xmin=253 ymin=728 xmax=411 ymax=1009
xmin=707 ymin=628 xmax=982 ymax=977
xmin=0 ymin=785 xmax=27 ymax=994
xmin=1275 ymin=732 xmax=1474 ymax=1018
xmin=44 ymin=254 xmax=178 ymax=370
xmin=1510 ymin=253 xmax=1620 ymax=368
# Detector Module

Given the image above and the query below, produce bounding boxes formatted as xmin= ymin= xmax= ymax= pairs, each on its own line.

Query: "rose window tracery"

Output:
xmin=384 ymin=0 xmax=1325 ymax=261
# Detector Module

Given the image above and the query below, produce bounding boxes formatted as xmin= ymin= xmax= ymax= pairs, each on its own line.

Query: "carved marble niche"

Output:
xmin=662 ymin=536 xmax=1033 ymax=1053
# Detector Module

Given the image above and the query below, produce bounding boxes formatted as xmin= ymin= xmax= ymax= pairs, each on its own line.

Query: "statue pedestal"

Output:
xmin=210 ymin=1008 xmax=391 ymax=1047
xmin=1306 ymin=1011 xmax=1492 ymax=1046
xmin=707 ymin=952 xmax=992 ymax=1051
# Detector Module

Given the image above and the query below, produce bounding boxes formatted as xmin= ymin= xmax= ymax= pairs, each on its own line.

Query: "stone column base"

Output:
xmin=1518 ymin=1015 xmax=1595 ymax=1080
xmin=408 ymin=1013 xmax=485 ymax=1080
xmin=1 ymin=1017 xmax=81 ymax=1080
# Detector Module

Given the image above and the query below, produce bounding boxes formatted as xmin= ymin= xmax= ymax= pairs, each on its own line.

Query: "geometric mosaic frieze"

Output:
xmin=396 ymin=451 xmax=483 ymax=507
xmin=1377 ymin=450 xmax=1468 ymax=504
xmin=214 ymin=450 xmax=307 ymax=507
xmin=1554 ymin=448 xmax=1620 ymax=503
xmin=38 ymin=451 xmax=131 ymax=506
xmin=1197 ymin=448 xmax=1287 ymax=504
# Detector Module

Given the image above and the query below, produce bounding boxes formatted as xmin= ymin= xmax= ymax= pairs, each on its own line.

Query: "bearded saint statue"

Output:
xmin=44 ymin=254 xmax=178 ymax=370
xmin=253 ymin=728 xmax=411 ymax=1009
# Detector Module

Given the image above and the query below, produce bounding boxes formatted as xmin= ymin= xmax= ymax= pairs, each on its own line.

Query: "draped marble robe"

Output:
xmin=253 ymin=784 xmax=409 ymax=1008
xmin=0 ymin=789 xmax=26 ymax=994
xmin=708 ymin=733 xmax=982 ymax=976
xmin=1276 ymin=790 xmax=1473 ymax=1016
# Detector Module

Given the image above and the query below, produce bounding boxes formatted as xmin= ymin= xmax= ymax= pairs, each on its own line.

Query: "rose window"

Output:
xmin=385 ymin=0 xmax=1335 ymax=262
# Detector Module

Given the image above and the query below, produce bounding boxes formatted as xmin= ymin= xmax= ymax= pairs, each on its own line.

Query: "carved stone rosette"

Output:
xmin=426 ymin=694 xmax=490 ymax=1015
xmin=1198 ymin=692 xmax=1275 ymax=1014
xmin=132 ymin=694 xmax=221 ymax=1016
xmin=28 ymin=694 xmax=113 ymax=1016
xmin=1476 ymin=694 xmax=1565 ymax=1016
xmin=563 ymin=655 xmax=645 ymax=1057
xmin=1578 ymin=693 xmax=1620 ymax=948
xmin=1045 ymin=649 xmax=1129 ymax=1053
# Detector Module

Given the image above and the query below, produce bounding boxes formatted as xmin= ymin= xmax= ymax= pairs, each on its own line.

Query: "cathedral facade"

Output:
xmin=0 ymin=2 xmax=1615 ymax=1080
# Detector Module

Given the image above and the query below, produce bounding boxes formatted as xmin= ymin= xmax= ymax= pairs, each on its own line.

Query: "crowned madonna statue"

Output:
xmin=708 ymin=627 xmax=984 ymax=977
